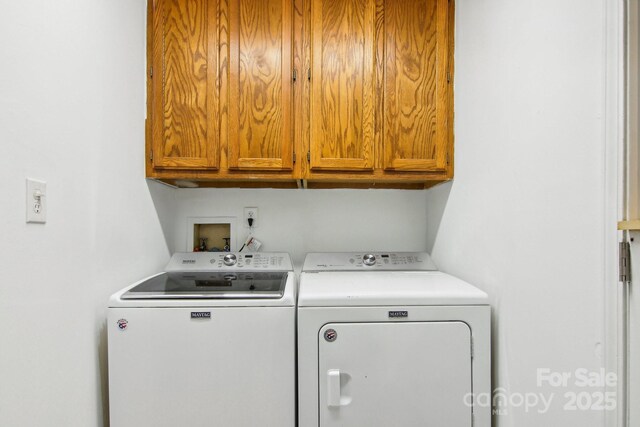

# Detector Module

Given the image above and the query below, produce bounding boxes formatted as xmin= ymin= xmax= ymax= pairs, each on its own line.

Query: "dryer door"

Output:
xmin=318 ymin=321 xmax=473 ymax=426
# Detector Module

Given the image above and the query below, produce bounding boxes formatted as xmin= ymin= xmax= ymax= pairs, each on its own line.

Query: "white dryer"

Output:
xmin=108 ymin=252 xmax=295 ymax=427
xmin=298 ymin=252 xmax=491 ymax=427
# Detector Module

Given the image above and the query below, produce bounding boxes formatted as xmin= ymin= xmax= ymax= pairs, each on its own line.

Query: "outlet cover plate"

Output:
xmin=244 ymin=207 xmax=258 ymax=228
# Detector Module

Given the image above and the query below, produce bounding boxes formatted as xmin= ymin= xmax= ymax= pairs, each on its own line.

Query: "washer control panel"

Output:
xmin=165 ymin=252 xmax=293 ymax=272
xmin=302 ymin=252 xmax=438 ymax=272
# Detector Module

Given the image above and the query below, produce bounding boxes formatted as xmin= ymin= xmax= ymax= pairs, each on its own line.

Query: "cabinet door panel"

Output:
xmin=384 ymin=0 xmax=449 ymax=171
xmin=228 ymin=0 xmax=293 ymax=170
xmin=310 ymin=0 xmax=375 ymax=171
xmin=153 ymin=0 xmax=219 ymax=170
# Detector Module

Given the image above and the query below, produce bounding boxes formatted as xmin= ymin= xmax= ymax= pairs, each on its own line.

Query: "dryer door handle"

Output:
xmin=327 ymin=369 xmax=341 ymax=407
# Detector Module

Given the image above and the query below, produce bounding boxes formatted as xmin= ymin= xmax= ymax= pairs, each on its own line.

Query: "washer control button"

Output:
xmin=223 ymin=254 xmax=237 ymax=266
xmin=363 ymin=254 xmax=376 ymax=266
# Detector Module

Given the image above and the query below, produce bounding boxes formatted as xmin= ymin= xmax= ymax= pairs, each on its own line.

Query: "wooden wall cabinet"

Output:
xmin=146 ymin=0 xmax=454 ymax=189
xmin=147 ymin=0 xmax=300 ymax=188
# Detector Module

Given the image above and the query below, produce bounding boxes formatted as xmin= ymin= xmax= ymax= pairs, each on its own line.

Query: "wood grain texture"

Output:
xmin=373 ymin=0 xmax=384 ymax=170
xmin=618 ymin=220 xmax=640 ymax=231
xmin=384 ymin=0 xmax=437 ymax=170
xmin=298 ymin=0 xmax=312 ymax=179
xmin=146 ymin=0 xmax=154 ymax=176
xmin=228 ymin=0 xmax=293 ymax=170
xmin=146 ymin=0 xmax=454 ymax=187
xmin=306 ymin=181 xmax=428 ymax=190
xmin=446 ymin=0 xmax=455 ymax=179
xmin=161 ymin=179 xmax=300 ymax=188
xmin=434 ymin=0 xmax=450 ymax=171
xmin=310 ymin=0 xmax=375 ymax=170
xmin=293 ymin=0 xmax=306 ymax=178
xmin=153 ymin=0 xmax=219 ymax=169
xmin=219 ymin=0 xmax=230 ymax=167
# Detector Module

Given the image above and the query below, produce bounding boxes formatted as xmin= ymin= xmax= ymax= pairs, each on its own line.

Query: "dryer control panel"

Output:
xmin=302 ymin=252 xmax=438 ymax=272
xmin=165 ymin=252 xmax=293 ymax=272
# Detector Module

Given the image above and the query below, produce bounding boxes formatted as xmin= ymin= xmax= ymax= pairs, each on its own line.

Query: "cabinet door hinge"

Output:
xmin=292 ymin=69 xmax=297 ymax=83
xmin=307 ymin=151 xmax=311 ymax=162
xmin=150 ymin=66 xmax=153 ymax=78
xmin=293 ymin=151 xmax=296 ymax=164
xmin=620 ymin=241 xmax=631 ymax=283
xmin=150 ymin=150 xmax=154 ymax=162
xmin=307 ymin=68 xmax=311 ymax=81
xmin=447 ymin=71 xmax=451 ymax=83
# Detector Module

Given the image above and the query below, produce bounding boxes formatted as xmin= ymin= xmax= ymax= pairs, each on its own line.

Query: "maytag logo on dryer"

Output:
xmin=388 ymin=311 xmax=409 ymax=318
xmin=182 ymin=259 xmax=196 ymax=264
xmin=191 ymin=312 xmax=212 ymax=319
xmin=116 ymin=318 xmax=128 ymax=331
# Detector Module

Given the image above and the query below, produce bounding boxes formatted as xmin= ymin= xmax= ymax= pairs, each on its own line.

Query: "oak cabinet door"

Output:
xmin=228 ymin=0 xmax=294 ymax=170
xmin=309 ymin=0 xmax=376 ymax=171
xmin=146 ymin=0 xmax=454 ymax=187
xmin=383 ymin=0 xmax=450 ymax=171
xmin=152 ymin=0 xmax=220 ymax=170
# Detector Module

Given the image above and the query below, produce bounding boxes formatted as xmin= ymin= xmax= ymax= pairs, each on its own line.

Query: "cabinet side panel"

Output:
xmin=434 ymin=0 xmax=450 ymax=172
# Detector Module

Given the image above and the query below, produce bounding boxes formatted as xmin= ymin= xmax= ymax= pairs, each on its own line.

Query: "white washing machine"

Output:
xmin=298 ymin=252 xmax=491 ymax=427
xmin=108 ymin=252 xmax=296 ymax=427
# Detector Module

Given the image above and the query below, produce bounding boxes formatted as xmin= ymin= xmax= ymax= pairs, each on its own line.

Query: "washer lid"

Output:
xmin=121 ymin=271 xmax=287 ymax=300
xmin=297 ymin=271 xmax=488 ymax=306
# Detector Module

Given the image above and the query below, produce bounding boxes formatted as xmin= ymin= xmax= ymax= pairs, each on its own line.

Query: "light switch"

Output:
xmin=26 ymin=178 xmax=46 ymax=223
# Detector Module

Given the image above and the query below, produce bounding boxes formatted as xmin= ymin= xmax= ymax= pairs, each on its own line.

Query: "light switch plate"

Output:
xmin=26 ymin=178 xmax=46 ymax=223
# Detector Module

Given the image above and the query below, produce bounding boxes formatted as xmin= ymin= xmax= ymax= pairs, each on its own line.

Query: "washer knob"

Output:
xmin=223 ymin=253 xmax=237 ymax=266
xmin=363 ymin=254 xmax=376 ymax=266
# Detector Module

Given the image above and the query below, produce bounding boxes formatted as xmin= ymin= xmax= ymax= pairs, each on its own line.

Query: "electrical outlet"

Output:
xmin=244 ymin=207 xmax=258 ymax=228
xmin=26 ymin=178 xmax=47 ymax=224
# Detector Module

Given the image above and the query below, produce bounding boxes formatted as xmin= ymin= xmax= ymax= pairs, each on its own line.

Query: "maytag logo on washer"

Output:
xmin=389 ymin=311 xmax=408 ymax=318
xmin=191 ymin=312 xmax=212 ymax=319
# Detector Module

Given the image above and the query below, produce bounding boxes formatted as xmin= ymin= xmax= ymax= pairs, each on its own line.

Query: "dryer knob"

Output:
xmin=363 ymin=254 xmax=376 ymax=266
xmin=223 ymin=253 xmax=237 ymax=266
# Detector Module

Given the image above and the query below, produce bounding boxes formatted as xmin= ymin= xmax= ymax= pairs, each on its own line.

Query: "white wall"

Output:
xmin=426 ymin=0 xmax=612 ymax=425
xmin=0 ymin=1 xmax=429 ymax=424
xmin=169 ymin=188 xmax=428 ymax=267
xmin=0 ymin=1 xmax=172 ymax=426
xmin=0 ymin=0 xmax=618 ymax=426
xmin=629 ymin=0 xmax=640 ymax=220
